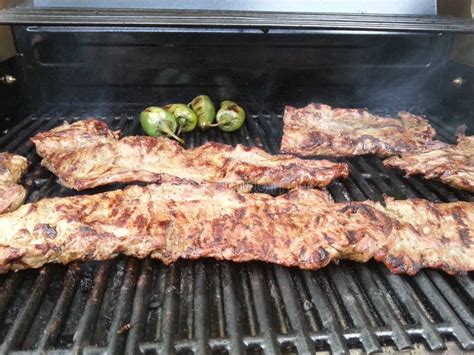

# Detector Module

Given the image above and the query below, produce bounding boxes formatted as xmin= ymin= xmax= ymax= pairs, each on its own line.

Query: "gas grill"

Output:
xmin=0 ymin=1 xmax=474 ymax=354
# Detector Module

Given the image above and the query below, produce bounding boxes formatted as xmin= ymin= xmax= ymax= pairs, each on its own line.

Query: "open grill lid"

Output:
xmin=1 ymin=0 xmax=474 ymax=32
xmin=13 ymin=0 xmax=440 ymax=15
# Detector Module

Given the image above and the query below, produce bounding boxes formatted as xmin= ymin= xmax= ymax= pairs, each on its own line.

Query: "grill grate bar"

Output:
xmin=193 ymin=261 xmax=211 ymax=354
xmin=210 ymin=263 xmax=226 ymax=339
xmin=4 ymin=117 xmax=55 ymax=154
xmin=429 ymin=119 xmax=458 ymax=144
xmin=240 ymin=266 xmax=259 ymax=337
xmin=248 ymin=264 xmax=281 ymax=354
xmin=327 ymin=267 xmax=382 ymax=353
xmin=124 ymin=259 xmax=154 ymax=355
xmin=0 ymin=267 xmax=53 ymax=353
xmin=454 ymin=275 xmax=474 ymax=299
xmin=366 ymin=157 xmax=418 ymax=199
xmin=0 ymin=117 xmax=36 ymax=147
xmin=245 ymin=114 xmax=278 ymax=153
xmin=178 ymin=263 xmax=194 ymax=342
xmin=140 ymin=318 xmax=474 ymax=354
xmin=423 ymin=180 xmax=459 ymax=202
xmin=15 ymin=117 xmax=64 ymax=158
xmin=411 ymin=273 xmax=474 ymax=349
xmin=158 ymin=264 xmax=180 ymax=354
xmin=36 ymin=264 xmax=81 ymax=352
xmin=264 ymin=266 xmax=290 ymax=334
xmin=353 ymin=264 xmax=413 ymax=350
xmin=302 ymin=271 xmax=348 ymax=354
xmin=343 ymin=159 xmax=385 ymax=203
xmin=221 ymin=263 xmax=246 ymax=355
xmin=353 ymin=157 xmax=398 ymax=197
xmin=106 ymin=258 xmax=140 ymax=354
xmin=273 ymin=266 xmax=314 ymax=354
xmin=379 ymin=267 xmax=445 ymax=350
xmin=71 ymin=262 xmax=112 ymax=353
xmin=0 ymin=104 xmax=58 ymax=146
xmin=0 ymin=273 xmax=24 ymax=318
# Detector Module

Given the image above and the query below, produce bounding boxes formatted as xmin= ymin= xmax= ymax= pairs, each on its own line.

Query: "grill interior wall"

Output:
xmin=0 ymin=105 xmax=472 ymax=354
xmin=12 ymin=26 xmax=455 ymax=117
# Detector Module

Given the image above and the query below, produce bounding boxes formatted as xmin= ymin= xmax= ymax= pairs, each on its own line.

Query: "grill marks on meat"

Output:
xmin=0 ymin=183 xmax=472 ymax=275
xmin=280 ymin=104 xmax=436 ymax=157
xmin=31 ymin=119 xmax=348 ymax=190
xmin=0 ymin=153 xmax=28 ymax=214
xmin=384 ymin=135 xmax=474 ymax=192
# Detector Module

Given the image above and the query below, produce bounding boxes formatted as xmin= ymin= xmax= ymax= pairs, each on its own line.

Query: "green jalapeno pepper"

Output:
xmin=140 ymin=106 xmax=184 ymax=143
xmin=215 ymin=100 xmax=246 ymax=132
xmin=189 ymin=95 xmax=216 ymax=131
xmin=164 ymin=103 xmax=198 ymax=134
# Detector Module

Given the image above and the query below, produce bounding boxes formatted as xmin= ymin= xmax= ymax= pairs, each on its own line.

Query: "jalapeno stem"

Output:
xmin=157 ymin=121 xmax=184 ymax=144
xmin=209 ymin=116 xmax=233 ymax=127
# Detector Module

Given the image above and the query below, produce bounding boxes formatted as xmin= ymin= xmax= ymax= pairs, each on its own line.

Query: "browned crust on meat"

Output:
xmin=30 ymin=119 xmax=348 ymax=190
xmin=0 ymin=153 xmax=28 ymax=214
xmin=0 ymin=183 xmax=472 ymax=275
xmin=0 ymin=153 xmax=28 ymax=184
xmin=280 ymin=103 xmax=436 ymax=157
xmin=384 ymin=135 xmax=474 ymax=192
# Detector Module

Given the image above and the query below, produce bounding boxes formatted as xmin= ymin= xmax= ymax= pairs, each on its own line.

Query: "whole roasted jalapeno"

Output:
xmin=189 ymin=95 xmax=216 ymax=131
xmin=139 ymin=106 xmax=184 ymax=143
xmin=164 ymin=103 xmax=198 ymax=134
xmin=215 ymin=100 xmax=246 ymax=132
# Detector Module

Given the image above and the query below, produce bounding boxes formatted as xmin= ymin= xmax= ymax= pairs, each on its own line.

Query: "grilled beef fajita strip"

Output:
xmin=280 ymin=103 xmax=436 ymax=157
xmin=31 ymin=119 xmax=348 ymax=190
xmin=0 ymin=153 xmax=28 ymax=214
xmin=384 ymin=134 xmax=474 ymax=192
xmin=0 ymin=182 xmax=472 ymax=275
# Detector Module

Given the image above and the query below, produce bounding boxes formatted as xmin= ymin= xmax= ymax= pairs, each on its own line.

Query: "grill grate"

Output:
xmin=0 ymin=104 xmax=473 ymax=354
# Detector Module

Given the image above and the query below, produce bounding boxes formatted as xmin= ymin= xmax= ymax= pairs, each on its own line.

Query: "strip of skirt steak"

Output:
xmin=31 ymin=119 xmax=348 ymax=190
xmin=0 ymin=182 xmax=472 ymax=275
xmin=280 ymin=103 xmax=436 ymax=157
xmin=384 ymin=135 xmax=474 ymax=192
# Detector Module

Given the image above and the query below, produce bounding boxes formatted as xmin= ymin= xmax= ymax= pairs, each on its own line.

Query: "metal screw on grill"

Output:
xmin=0 ymin=75 xmax=16 ymax=85
xmin=452 ymin=76 xmax=464 ymax=87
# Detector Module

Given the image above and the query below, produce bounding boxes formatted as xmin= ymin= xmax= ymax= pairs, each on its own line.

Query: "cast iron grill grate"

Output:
xmin=0 ymin=104 xmax=473 ymax=354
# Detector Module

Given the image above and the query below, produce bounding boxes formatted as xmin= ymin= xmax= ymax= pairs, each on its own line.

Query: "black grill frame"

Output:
xmin=0 ymin=104 xmax=472 ymax=354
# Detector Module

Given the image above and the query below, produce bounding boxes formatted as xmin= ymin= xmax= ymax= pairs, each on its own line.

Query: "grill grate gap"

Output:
xmin=262 ymin=265 xmax=292 ymax=335
xmin=344 ymin=265 xmax=385 ymax=328
xmin=21 ymin=265 xmax=69 ymax=350
xmin=145 ymin=263 xmax=168 ymax=343
xmin=0 ymin=271 xmax=38 ymax=342
xmin=124 ymin=258 xmax=154 ymax=354
xmin=372 ymin=265 xmax=418 ymax=326
xmin=406 ymin=275 xmax=444 ymax=324
xmin=315 ymin=271 xmax=354 ymax=331
xmin=178 ymin=263 xmax=194 ymax=340
xmin=289 ymin=269 xmax=322 ymax=333
xmin=236 ymin=265 xmax=259 ymax=338
xmin=90 ymin=259 xmax=126 ymax=347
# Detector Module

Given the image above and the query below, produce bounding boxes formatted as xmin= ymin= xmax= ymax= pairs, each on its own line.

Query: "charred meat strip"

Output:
xmin=0 ymin=153 xmax=28 ymax=214
xmin=31 ymin=119 xmax=349 ymax=190
xmin=280 ymin=103 xmax=436 ymax=157
xmin=0 ymin=182 xmax=472 ymax=275
xmin=384 ymin=134 xmax=474 ymax=192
